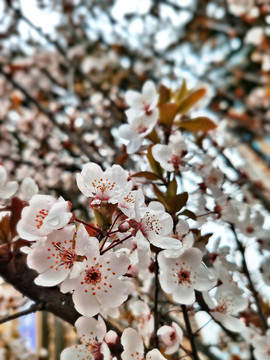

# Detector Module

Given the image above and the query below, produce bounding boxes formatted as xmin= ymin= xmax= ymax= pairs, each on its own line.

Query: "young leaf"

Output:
xmin=158 ymin=84 xmax=171 ymax=105
xmin=178 ymin=117 xmax=217 ymax=132
xmin=147 ymin=145 xmax=163 ymax=177
xmin=131 ymin=171 xmax=161 ymax=180
xmin=153 ymin=185 xmax=170 ymax=211
xmin=177 ymin=88 xmax=206 ymax=114
xmin=166 ymin=178 xmax=178 ymax=201
xmin=179 ymin=209 xmax=197 ymax=220
xmin=159 ymin=103 xmax=178 ymax=126
xmin=174 ymin=79 xmax=189 ymax=103
xmin=170 ymin=192 xmax=188 ymax=213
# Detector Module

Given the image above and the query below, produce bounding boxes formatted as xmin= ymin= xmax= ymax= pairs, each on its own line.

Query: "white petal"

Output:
xmin=146 ymin=349 xmax=166 ymax=360
xmin=121 ymin=328 xmax=144 ymax=360
xmin=212 ymin=312 xmax=246 ymax=332
xmin=0 ymin=181 xmax=18 ymax=199
xmin=35 ymin=267 xmax=69 ymax=287
xmin=60 ymin=345 xmax=87 ymax=360
xmin=73 ymin=286 xmax=100 ymax=317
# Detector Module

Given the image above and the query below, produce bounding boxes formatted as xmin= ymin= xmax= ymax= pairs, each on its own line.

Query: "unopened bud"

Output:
xmin=126 ymin=264 xmax=139 ymax=278
xmin=104 ymin=330 xmax=119 ymax=357
xmin=118 ymin=221 xmax=130 ymax=233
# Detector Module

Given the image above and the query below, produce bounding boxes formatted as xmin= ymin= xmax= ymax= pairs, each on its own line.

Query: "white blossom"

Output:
xmin=0 ymin=166 xmax=18 ymax=199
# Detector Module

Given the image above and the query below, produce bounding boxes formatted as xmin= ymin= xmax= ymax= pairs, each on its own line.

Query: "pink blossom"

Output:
xmin=17 ymin=194 xmax=72 ymax=241
xmin=61 ymin=237 xmax=131 ymax=317
xmin=76 ymin=162 xmax=128 ymax=205
xmin=158 ymin=248 xmax=216 ymax=304
xmin=157 ymin=322 xmax=183 ymax=354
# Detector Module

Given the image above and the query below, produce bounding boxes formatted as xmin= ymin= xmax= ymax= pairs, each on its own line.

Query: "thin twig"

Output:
xmin=231 ymin=225 xmax=268 ymax=333
xmin=0 ymin=302 xmax=44 ymax=325
xmin=181 ymin=304 xmax=201 ymax=360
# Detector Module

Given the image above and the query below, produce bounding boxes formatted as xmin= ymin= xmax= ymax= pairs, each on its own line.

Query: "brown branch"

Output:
xmin=0 ymin=302 xmax=45 ymax=325
xmin=0 ymin=254 xmax=80 ymax=325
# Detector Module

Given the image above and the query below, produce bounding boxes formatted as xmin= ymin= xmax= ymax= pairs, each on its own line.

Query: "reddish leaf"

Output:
xmin=179 ymin=209 xmax=197 ymax=220
xmin=158 ymin=84 xmax=171 ymax=105
xmin=153 ymin=185 xmax=170 ymax=211
xmin=170 ymin=192 xmax=188 ymax=213
xmin=10 ymin=197 xmax=28 ymax=238
xmin=178 ymin=117 xmax=217 ymax=132
xmin=159 ymin=103 xmax=178 ymax=126
xmin=177 ymin=88 xmax=207 ymax=114
xmin=146 ymin=128 xmax=160 ymax=144
xmin=174 ymin=79 xmax=189 ymax=103
xmin=166 ymin=178 xmax=177 ymax=201
xmin=0 ymin=214 xmax=11 ymax=245
xmin=131 ymin=171 xmax=161 ymax=180
xmin=147 ymin=145 xmax=163 ymax=177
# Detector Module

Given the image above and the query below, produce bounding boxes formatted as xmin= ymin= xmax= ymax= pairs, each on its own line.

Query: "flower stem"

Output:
xmin=74 ymin=217 xmax=100 ymax=232
xmin=181 ymin=304 xmax=201 ymax=360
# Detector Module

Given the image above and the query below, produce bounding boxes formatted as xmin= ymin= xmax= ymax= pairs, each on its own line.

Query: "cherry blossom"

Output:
xmin=135 ymin=204 xmax=181 ymax=250
xmin=21 ymin=177 xmax=38 ymax=201
xmin=157 ymin=322 xmax=183 ymax=354
xmin=0 ymin=166 xmax=18 ymax=199
xmin=121 ymin=328 xmax=166 ymax=360
xmin=152 ymin=132 xmax=190 ymax=172
xmin=17 ymin=194 xmax=72 ymax=241
xmin=129 ymin=299 xmax=154 ymax=345
xmin=118 ymin=115 xmax=158 ymax=154
xmin=61 ymin=237 xmax=131 ymax=317
xmin=260 ymin=255 xmax=270 ymax=286
xmin=158 ymin=248 xmax=216 ymax=304
xmin=125 ymin=80 xmax=159 ymax=121
xmin=60 ymin=316 xmax=109 ymax=360
xmin=203 ymin=284 xmax=248 ymax=332
xmin=76 ymin=162 xmax=128 ymax=205
xmin=26 ymin=224 xmax=91 ymax=287
xmin=253 ymin=329 xmax=270 ymax=360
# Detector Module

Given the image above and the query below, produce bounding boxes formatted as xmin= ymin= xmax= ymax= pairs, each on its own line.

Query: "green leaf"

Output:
xmin=178 ymin=117 xmax=217 ymax=132
xmin=131 ymin=171 xmax=161 ymax=180
xmin=159 ymin=103 xmax=178 ymax=126
xmin=179 ymin=209 xmax=197 ymax=220
xmin=177 ymin=88 xmax=207 ymax=114
xmin=147 ymin=145 xmax=163 ymax=177
xmin=170 ymin=192 xmax=188 ymax=213
xmin=93 ymin=209 xmax=111 ymax=231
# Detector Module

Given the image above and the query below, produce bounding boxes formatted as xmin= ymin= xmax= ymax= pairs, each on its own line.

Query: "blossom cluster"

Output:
xmin=1 ymin=80 xmax=270 ymax=360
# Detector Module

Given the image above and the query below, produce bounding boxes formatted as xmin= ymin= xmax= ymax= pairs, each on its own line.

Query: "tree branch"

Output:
xmin=0 ymin=302 xmax=45 ymax=325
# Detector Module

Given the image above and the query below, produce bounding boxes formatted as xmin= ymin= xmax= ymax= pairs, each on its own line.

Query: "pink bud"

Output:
xmin=118 ymin=221 xmax=130 ymax=233
xmin=104 ymin=330 xmax=119 ymax=346
xmin=126 ymin=264 xmax=139 ymax=278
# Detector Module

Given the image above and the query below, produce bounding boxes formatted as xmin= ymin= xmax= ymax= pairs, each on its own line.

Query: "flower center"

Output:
xmin=53 ymin=243 xmax=76 ymax=268
xmin=177 ymin=268 xmax=191 ymax=285
xmin=35 ymin=208 xmax=49 ymax=229
xmin=84 ymin=266 xmax=102 ymax=285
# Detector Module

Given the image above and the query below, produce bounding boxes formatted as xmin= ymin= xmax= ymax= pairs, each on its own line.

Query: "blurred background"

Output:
xmin=0 ymin=0 xmax=270 ymax=359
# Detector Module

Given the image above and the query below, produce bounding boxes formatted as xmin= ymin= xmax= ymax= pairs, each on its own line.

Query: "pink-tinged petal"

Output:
xmin=149 ymin=235 xmax=182 ymax=250
xmin=142 ymin=81 xmax=158 ymax=108
xmin=125 ymin=90 xmax=144 ymax=109
xmin=27 ymin=245 xmax=54 ymax=273
xmin=44 ymin=202 xmax=72 ymax=230
xmin=202 ymin=291 xmax=216 ymax=310
xmin=212 ymin=312 xmax=246 ymax=332
xmin=136 ymin=231 xmax=151 ymax=277
xmin=34 ymin=267 xmax=69 ymax=287
xmin=75 ymin=316 xmax=106 ymax=342
xmin=100 ymin=252 xmax=130 ymax=277
xmin=76 ymin=162 xmax=103 ymax=197
xmin=60 ymin=345 xmax=86 ymax=360
xmin=146 ymin=349 xmax=166 ymax=360
xmin=173 ymin=284 xmax=195 ymax=305
xmin=73 ymin=286 xmax=100 ymax=317
xmin=118 ymin=124 xmax=143 ymax=154
xmin=179 ymin=248 xmax=202 ymax=268
xmin=126 ymin=108 xmax=144 ymax=120
xmin=0 ymin=181 xmax=18 ymax=199
xmin=0 ymin=166 xmax=7 ymax=186
xmin=96 ymin=278 xmax=130 ymax=308
xmin=60 ymin=276 xmax=79 ymax=293
xmin=152 ymin=144 xmax=173 ymax=171
xmin=17 ymin=219 xmax=43 ymax=241
xmin=121 ymin=328 xmax=144 ymax=360
xmin=193 ymin=265 xmax=216 ymax=291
